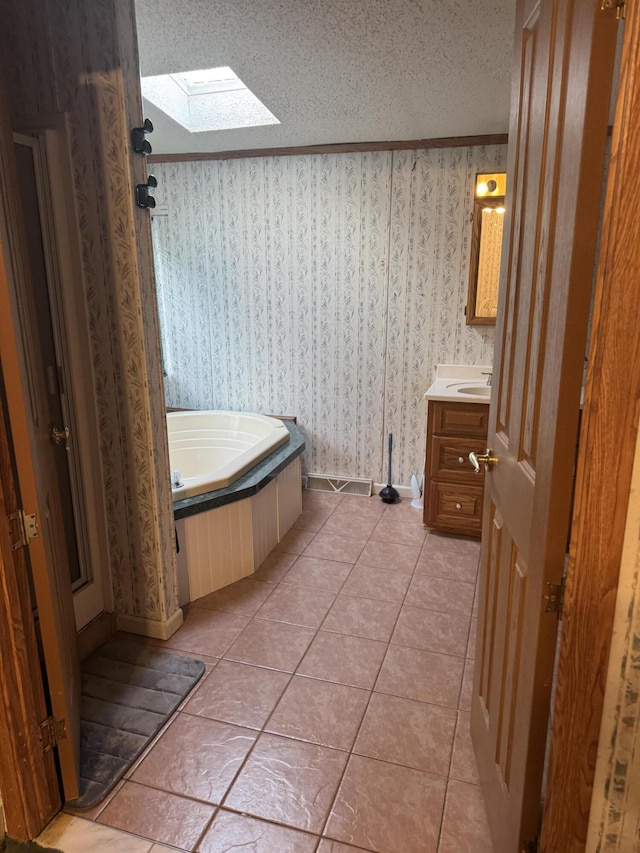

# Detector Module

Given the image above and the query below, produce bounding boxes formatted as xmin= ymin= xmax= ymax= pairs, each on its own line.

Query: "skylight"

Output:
xmin=141 ymin=67 xmax=280 ymax=134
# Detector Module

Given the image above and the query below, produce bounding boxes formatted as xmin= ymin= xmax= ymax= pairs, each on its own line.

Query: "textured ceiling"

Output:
xmin=134 ymin=0 xmax=516 ymax=155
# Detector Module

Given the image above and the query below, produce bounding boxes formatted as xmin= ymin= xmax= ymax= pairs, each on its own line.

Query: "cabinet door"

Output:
xmin=426 ymin=481 xmax=484 ymax=535
xmin=429 ymin=436 xmax=486 ymax=485
xmin=431 ymin=402 xmax=490 ymax=437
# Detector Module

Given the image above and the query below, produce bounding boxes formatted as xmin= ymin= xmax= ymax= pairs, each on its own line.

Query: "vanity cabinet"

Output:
xmin=424 ymin=400 xmax=489 ymax=537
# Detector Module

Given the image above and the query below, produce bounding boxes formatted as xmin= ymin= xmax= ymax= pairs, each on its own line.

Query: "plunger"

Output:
xmin=379 ymin=433 xmax=400 ymax=503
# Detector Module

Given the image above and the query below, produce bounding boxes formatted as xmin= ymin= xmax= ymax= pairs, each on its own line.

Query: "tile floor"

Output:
xmin=38 ymin=490 xmax=493 ymax=853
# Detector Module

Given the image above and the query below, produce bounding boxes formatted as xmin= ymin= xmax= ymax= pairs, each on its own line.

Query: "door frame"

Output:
xmin=0 ymin=364 xmax=61 ymax=840
xmin=0 ymin=82 xmax=81 ymax=814
xmin=0 ymin=109 xmax=75 ymax=837
xmin=12 ymin=118 xmax=111 ymax=629
xmin=540 ymin=3 xmax=640 ymax=849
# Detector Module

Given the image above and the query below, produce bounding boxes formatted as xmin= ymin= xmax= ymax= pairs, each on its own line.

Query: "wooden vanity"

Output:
xmin=423 ymin=399 xmax=489 ymax=537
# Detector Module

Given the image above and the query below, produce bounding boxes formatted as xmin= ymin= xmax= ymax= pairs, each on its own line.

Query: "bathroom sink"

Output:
xmin=426 ymin=367 xmax=494 ymax=404
xmin=456 ymin=385 xmax=491 ymax=397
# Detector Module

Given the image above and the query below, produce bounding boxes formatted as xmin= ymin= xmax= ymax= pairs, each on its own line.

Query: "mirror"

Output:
xmin=466 ymin=172 xmax=506 ymax=325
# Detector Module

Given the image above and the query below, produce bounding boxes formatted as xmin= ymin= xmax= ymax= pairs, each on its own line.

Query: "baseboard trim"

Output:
xmin=116 ymin=606 xmax=184 ymax=640
xmin=372 ymin=483 xmax=414 ymax=500
xmin=76 ymin=611 xmax=117 ymax=661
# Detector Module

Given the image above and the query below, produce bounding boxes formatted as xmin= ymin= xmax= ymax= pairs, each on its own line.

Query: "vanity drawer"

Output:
xmin=431 ymin=401 xmax=489 ymax=437
xmin=426 ymin=482 xmax=485 ymax=535
xmin=429 ymin=436 xmax=486 ymax=484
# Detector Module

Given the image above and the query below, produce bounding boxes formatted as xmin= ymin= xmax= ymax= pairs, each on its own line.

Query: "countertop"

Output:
xmin=424 ymin=364 xmax=493 ymax=404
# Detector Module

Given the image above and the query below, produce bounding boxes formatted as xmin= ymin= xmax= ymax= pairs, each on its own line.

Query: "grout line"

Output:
xmin=317 ymin=505 xmax=421 ymax=843
xmin=437 ymin=776 xmax=454 ymax=852
xmin=213 ymin=516 xmax=353 ymax=822
xmin=214 ymin=496 xmax=380 ymax=838
xmin=95 ymin=493 xmax=480 ymax=851
xmin=191 ymin=805 xmax=219 ymax=853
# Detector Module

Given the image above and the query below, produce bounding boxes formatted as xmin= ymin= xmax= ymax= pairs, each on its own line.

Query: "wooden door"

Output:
xmin=12 ymin=128 xmax=107 ymax=631
xmin=540 ymin=2 xmax=640 ymax=847
xmin=13 ymin=136 xmax=83 ymax=592
xmin=0 ymin=91 xmax=80 ymax=802
xmin=471 ymin=1 xmax=618 ymax=850
xmin=0 ymin=362 xmax=61 ymax=838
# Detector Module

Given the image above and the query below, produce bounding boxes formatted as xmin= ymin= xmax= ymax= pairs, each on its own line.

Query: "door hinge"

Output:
xmin=544 ymin=577 xmax=566 ymax=615
xmin=39 ymin=716 xmax=67 ymax=753
xmin=601 ymin=0 xmax=626 ymax=20
xmin=7 ymin=509 xmax=39 ymax=550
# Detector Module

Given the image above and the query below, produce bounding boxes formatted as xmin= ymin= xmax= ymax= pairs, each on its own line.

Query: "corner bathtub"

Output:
xmin=167 ymin=411 xmax=304 ymax=605
xmin=167 ymin=410 xmax=290 ymax=498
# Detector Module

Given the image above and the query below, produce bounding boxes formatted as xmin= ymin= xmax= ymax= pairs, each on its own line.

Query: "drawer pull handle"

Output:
xmin=469 ymin=449 xmax=498 ymax=473
xmin=455 ymin=502 xmax=462 ymax=510
xmin=458 ymin=456 xmax=465 ymax=464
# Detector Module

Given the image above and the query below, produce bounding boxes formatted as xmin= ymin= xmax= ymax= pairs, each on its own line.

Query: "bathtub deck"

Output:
xmin=172 ymin=420 xmax=304 ymax=520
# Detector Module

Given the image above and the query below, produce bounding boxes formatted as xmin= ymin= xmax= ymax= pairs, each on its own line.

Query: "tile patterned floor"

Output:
xmin=38 ymin=490 xmax=493 ymax=853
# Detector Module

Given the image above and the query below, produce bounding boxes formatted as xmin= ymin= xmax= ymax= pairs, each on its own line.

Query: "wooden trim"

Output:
xmin=0 ymin=340 xmax=60 ymax=842
xmin=76 ymin=610 xmax=116 ymax=662
xmin=465 ymin=195 xmax=504 ymax=327
xmin=0 ymin=81 xmax=64 ymax=841
xmin=25 ymin=120 xmax=112 ymax=625
xmin=0 ymin=78 xmax=80 ymax=805
xmin=540 ymin=3 xmax=640 ymax=851
xmin=147 ymin=133 xmax=509 ymax=163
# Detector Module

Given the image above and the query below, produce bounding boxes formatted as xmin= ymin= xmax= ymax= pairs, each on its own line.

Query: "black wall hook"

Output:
xmin=136 ymin=175 xmax=157 ymax=209
xmin=131 ymin=118 xmax=154 ymax=154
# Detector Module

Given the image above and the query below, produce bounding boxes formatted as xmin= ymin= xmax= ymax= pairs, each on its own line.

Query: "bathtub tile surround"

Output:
xmin=61 ymin=490 xmax=493 ymax=852
xmin=152 ymin=144 xmax=507 ymax=487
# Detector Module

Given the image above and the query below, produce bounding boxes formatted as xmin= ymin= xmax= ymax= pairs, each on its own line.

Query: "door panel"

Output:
xmin=541 ymin=2 xmax=640 ymax=847
xmin=0 ymin=369 xmax=61 ymax=839
xmin=13 ymin=139 xmax=83 ymax=588
xmin=471 ymin=0 xmax=618 ymax=849
xmin=13 ymin=129 xmax=107 ymax=629
xmin=0 ymin=104 xmax=80 ymax=800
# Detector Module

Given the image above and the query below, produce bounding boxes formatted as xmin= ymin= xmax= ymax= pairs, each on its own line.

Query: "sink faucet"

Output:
xmin=481 ymin=372 xmax=492 ymax=386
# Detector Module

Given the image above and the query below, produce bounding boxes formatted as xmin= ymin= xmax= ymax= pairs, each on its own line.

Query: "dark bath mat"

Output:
xmin=1 ymin=838 xmax=64 ymax=853
xmin=65 ymin=639 xmax=205 ymax=811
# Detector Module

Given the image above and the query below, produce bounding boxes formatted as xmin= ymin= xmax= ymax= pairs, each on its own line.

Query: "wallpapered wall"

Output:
xmin=152 ymin=143 xmax=507 ymax=485
xmin=0 ymin=0 xmax=178 ymax=628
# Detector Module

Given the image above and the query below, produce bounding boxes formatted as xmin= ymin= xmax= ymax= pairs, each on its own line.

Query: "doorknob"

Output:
xmin=469 ymin=449 xmax=498 ymax=473
xmin=51 ymin=425 xmax=70 ymax=449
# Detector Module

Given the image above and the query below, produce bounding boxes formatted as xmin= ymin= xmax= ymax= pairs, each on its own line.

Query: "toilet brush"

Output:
xmin=410 ymin=473 xmax=423 ymax=509
xmin=379 ymin=433 xmax=400 ymax=503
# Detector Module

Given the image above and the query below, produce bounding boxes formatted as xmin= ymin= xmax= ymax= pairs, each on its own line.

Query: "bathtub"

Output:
xmin=169 ymin=414 xmax=304 ymax=604
xmin=167 ymin=410 xmax=290 ymax=499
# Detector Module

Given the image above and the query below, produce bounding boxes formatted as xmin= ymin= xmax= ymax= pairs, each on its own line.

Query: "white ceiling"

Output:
xmin=134 ymin=0 xmax=516 ymax=156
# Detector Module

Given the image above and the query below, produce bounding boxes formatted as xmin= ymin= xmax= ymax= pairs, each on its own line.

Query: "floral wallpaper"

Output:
xmin=152 ymin=143 xmax=506 ymax=485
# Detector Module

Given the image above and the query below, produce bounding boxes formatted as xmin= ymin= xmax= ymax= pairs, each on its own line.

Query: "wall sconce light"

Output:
xmin=475 ymin=172 xmax=507 ymax=198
